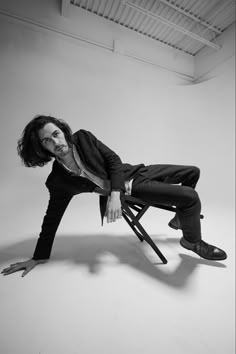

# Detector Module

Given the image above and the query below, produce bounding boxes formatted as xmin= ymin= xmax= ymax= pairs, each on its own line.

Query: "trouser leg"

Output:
xmin=141 ymin=164 xmax=200 ymax=189
xmin=131 ymin=165 xmax=201 ymax=242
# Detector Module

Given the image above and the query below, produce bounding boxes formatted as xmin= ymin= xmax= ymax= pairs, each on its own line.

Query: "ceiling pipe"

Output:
xmin=123 ymin=0 xmax=221 ymax=50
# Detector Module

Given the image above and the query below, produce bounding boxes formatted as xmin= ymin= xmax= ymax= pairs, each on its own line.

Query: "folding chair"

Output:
xmin=121 ymin=195 xmax=204 ymax=264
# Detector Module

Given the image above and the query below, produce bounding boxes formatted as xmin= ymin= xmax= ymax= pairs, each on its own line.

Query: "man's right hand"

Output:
xmin=1 ymin=259 xmax=48 ymax=277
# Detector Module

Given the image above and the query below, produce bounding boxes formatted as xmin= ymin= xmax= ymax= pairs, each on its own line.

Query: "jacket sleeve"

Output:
xmin=84 ymin=130 xmax=126 ymax=192
xmin=32 ymin=188 xmax=73 ymax=260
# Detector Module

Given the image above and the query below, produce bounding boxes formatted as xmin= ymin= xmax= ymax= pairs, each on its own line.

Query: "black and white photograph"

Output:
xmin=0 ymin=1 xmax=235 ymax=353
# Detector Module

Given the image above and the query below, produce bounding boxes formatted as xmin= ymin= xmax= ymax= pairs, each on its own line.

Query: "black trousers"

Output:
xmin=131 ymin=165 xmax=201 ymax=242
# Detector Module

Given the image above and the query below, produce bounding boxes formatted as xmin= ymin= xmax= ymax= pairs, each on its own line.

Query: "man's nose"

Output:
xmin=52 ymin=137 xmax=59 ymax=146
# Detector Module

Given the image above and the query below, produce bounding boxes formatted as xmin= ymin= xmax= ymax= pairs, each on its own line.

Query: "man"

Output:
xmin=2 ymin=115 xmax=227 ymax=277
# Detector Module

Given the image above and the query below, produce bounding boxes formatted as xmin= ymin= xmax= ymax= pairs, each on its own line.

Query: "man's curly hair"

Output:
xmin=17 ymin=115 xmax=73 ymax=167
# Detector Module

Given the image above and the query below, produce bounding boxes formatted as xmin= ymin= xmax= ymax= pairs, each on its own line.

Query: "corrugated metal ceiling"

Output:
xmin=72 ymin=0 xmax=235 ymax=55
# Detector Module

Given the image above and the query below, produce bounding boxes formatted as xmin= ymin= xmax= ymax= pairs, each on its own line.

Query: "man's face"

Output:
xmin=38 ymin=123 xmax=70 ymax=159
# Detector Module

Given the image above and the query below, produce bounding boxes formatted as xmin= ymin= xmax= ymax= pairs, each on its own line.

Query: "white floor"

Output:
xmin=0 ymin=196 xmax=235 ymax=354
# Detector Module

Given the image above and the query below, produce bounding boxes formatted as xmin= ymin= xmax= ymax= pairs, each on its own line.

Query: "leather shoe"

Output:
xmin=168 ymin=215 xmax=181 ymax=230
xmin=180 ymin=237 xmax=227 ymax=261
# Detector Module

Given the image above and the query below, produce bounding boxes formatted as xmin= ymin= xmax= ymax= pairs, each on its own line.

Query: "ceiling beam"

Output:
xmin=159 ymin=0 xmax=223 ymax=35
xmin=123 ymin=0 xmax=221 ymax=50
xmin=61 ymin=0 xmax=71 ymax=17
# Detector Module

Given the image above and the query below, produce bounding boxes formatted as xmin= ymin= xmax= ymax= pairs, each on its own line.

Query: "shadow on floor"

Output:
xmin=0 ymin=233 xmax=226 ymax=288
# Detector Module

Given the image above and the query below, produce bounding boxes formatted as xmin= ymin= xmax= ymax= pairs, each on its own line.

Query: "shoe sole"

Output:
xmin=168 ymin=222 xmax=180 ymax=230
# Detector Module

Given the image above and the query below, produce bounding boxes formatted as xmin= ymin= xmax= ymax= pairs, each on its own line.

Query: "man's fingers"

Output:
xmin=22 ymin=267 xmax=33 ymax=277
xmin=114 ymin=208 xmax=122 ymax=221
xmin=113 ymin=211 xmax=119 ymax=222
xmin=2 ymin=266 xmax=23 ymax=276
xmin=2 ymin=266 xmax=15 ymax=272
xmin=111 ymin=211 xmax=115 ymax=222
xmin=108 ymin=210 xmax=115 ymax=222
xmin=2 ymin=265 xmax=21 ymax=273
xmin=2 ymin=262 xmax=25 ymax=273
xmin=2 ymin=260 xmax=39 ymax=277
xmin=2 ymin=262 xmax=31 ymax=275
xmin=117 ymin=208 xmax=122 ymax=219
xmin=107 ymin=208 xmax=122 ymax=223
xmin=107 ymin=208 xmax=112 ymax=223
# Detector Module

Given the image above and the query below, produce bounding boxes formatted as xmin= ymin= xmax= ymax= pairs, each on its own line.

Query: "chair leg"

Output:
xmin=122 ymin=203 xmax=168 ymax=264
xmin=122 ymin=210 xmax=144 ymax=242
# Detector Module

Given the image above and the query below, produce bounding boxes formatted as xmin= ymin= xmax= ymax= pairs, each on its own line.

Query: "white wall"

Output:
xmin=194 ymin=22 xmax=235 ymax=81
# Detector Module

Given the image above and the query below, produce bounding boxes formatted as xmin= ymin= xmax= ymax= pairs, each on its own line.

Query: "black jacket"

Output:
xmin=32 ymin=129 xmax=145 ymax=260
